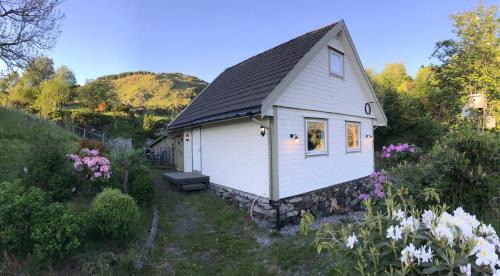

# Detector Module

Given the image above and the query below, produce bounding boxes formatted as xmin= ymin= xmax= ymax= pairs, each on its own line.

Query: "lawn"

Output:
xmin=142 ymin=169 xmax=335 ymax=275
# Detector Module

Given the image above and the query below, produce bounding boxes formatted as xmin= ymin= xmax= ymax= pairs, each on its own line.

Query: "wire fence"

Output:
xmin=62 ymin=123 xmax=133 ymax=151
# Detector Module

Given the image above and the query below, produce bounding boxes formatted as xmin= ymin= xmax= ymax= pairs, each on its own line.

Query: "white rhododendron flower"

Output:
xmin=479 ymin=224 xmax=500 ymax=250
xmin=473 ymin=237 xmax=498 ymax=267
xmin=386 ymin=225 xmax=403 ymax=241
xmin=401 ymin=216 xmax=420 ymax=233
xmin=346 ymin=233 xmax=358 ymax=249
xmin=442 ymin=207 xmax=480 ymax=241
xmin=422 ymin=209 xmax=434 ymax=228
xmin=432 ymin=222 xmax=455 ymax=246
xmin=415 ymin=245 xmax=433 ymax=263
xmin=460 ymin=263 xmax=471 ymax=276
xmin=400 ymin=243 xmax=416 ymax=265
xmin=393 ymin=209 xmax=406 ymax=221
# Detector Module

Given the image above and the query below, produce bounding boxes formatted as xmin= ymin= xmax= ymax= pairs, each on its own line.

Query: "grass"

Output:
xmin=143 ymin=170 xmax=334 ymax=275
xmin=0 ymin=107 xmax=78 ymax=182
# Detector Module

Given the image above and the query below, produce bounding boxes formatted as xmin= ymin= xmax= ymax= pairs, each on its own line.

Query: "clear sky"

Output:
xmin=49 ymin=0 xmax=495 ymax=84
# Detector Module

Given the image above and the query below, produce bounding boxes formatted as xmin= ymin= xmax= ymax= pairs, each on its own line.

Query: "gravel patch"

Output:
xmin=279 ymin=211 xmax=365 ymax=236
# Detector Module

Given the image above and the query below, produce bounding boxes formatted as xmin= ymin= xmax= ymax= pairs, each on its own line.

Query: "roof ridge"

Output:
xmin=224 ymin=22 xmax=338 ymax=72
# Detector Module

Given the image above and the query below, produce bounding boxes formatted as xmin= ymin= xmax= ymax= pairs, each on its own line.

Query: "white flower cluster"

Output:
xmin=387 ymin=207 xmax=500 ymax=273
xmin=401 ymin=243 xmax=433 ymax=265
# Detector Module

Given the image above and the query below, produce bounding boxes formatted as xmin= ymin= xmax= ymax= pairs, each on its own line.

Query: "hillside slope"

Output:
xmin=0 ymin=107 xmax=78 ymax=182
xmin=96 ymin=72 xmax=208 ymax=111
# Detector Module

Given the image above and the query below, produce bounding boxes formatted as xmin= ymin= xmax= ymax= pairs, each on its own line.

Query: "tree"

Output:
xmin=0 ymin=0 xmax=64 ymax=70
xmin=0 ymin=71 xmax=19 ymax=106
xmin=6 ymin=57 xmax=55 ymax=108
xmin=78 ymin=79 xmax=117 ymax=111
xmin=373 ymin=63 xmax=412 ymax=94
xmin=34 ymin=66 xmax=76 ymax=116
xmin=432 ymin=3 xmax=499 ymax=124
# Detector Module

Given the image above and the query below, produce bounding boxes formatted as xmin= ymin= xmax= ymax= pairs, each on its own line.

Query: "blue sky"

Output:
xmin=50 ymin=0 xmax=494 ymax=84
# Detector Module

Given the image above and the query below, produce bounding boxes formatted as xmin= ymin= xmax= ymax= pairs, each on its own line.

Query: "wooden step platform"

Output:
xmin=163 ymin=172 xmax=209 ymax=191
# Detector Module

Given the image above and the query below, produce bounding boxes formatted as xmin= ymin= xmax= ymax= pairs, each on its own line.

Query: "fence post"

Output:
xmin=83 ymin=129 xmax=86 ymax=139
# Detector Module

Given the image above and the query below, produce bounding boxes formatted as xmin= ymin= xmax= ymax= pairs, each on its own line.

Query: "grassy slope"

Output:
xmin=0 ymin=107 xmax=78 ymax=182
xmin=100 ymin=72 xmax=207 ymax=110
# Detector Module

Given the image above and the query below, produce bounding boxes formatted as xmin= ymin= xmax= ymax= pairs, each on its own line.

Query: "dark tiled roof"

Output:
xmin=169 ymin=22 xmax=338 ymax=129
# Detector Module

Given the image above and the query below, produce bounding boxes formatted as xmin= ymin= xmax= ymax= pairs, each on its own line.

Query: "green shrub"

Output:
xmin=23 ymin=136 xmax=76 ymax=201
xmin=129 ymin=165 xmax=154 ymax=206
xmin=0 ymin=181 xmax=47 ymax=258
xmin=88 ymin=188 xmax=140 ymax=240
xmin=411 ymin=117 xmax=445 ymax=149
xmin=427 ymin=127 xmax=499 ymax=215
xmin=48 ymin=109 xmax=71 ymax=123
xmin=391 ymin=126 xmax=499 ymax=217
xmin=0 ymin=181 xmax=82 ymax=263
xmin=70 ymin=109 xmax=110 ymax=127
xmin=31 ymin=203 xmax=82 ymax=263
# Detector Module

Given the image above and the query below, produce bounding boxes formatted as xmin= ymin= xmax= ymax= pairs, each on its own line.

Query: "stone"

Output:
xmin=279 ymin=204 xmax=294 ymax=213
xmin=286 ymin=210 xmax=298 ymax=217
xmin=265 ymin=209 xmax=277 ymax=218
xmin=252 ymin=205 xmax=266 ymax=215
xmin=287 ymin=196 xmax=303 ymax=203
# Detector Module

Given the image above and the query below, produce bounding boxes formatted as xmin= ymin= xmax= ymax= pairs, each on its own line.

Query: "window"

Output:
xmin=346 ymin=122 xmax=360 ymax=152
xmin=329 ymin=49 xmax=344 ymax=77
xmin=305 ymin=119 xmax=327 ymax=155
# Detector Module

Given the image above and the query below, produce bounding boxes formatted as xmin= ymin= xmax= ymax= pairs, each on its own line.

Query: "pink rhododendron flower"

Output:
xmin=68 ymin=148 xmax=111 ymax=181
xmin=381 ymin=143 xmax=417 ymax=159
xmin=359 ymin=193 xmax=370 ymax=201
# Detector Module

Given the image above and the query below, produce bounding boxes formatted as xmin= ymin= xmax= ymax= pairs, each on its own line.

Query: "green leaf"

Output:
xmin=422 ymin=265 xmax=447 ymax=274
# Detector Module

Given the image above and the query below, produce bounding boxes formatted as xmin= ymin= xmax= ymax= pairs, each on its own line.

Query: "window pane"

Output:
xmin=307 ymin=120 xmax=326 ymax=153
xmin=330 ymin=52 xmax=343 ymax=76
xmin=347 ymin=123 xmax=360 ymax=151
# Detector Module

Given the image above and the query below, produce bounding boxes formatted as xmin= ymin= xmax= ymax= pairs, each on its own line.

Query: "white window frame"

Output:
xmin=329 ymin=48 xmax=344 ymax=78
xmin=305 ymin=118 xmax=328 ymax=156
xmin=345 ymin=121 xmax=361 ymax=153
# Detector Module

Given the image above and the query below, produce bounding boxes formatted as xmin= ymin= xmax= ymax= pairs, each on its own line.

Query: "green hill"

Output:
xmin=0 ymin=107 xmax=78 ymax=182
xmin=96 ymin=71 xmax=208 ymax=111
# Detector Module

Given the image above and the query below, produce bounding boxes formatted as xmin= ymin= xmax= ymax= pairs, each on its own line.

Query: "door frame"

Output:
xmin=191 ymin=127 xmax=202 ymax=173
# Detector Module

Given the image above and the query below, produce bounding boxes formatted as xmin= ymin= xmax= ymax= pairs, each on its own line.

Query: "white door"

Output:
xmin=192 ymin=128 xmax=201 ymax=172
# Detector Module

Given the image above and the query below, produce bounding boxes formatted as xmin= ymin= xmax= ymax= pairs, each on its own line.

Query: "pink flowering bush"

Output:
xmin=313 ymin=185 xmax=500 ymax=275
xmin=378 ymin=143 xmax=421 ymax=169
xmin=68 ymin=148 xmax=111 ymax=181
xmin=358 ymin=171 xmax=386 ymax=202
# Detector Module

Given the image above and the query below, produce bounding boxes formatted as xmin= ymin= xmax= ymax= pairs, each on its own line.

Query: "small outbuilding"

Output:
xmin=168 ymin=20 xmax=387 ymax=227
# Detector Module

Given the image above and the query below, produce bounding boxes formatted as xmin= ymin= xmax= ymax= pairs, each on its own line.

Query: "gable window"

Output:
xmin=305 ymin=119 xmax=328 ymax=155
xmin=346 ymin=122 xmax=360 ymax=152
xmin=329 ymin=48 xmax=344 ymax=77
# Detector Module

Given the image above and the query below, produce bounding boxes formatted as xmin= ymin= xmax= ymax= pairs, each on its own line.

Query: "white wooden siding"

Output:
xmin=272 ymin=33 xmax=375 ymax=119
xmin=199 ymin=119 xmax=270 ymax=197
xmin=276 ymin=107 xmax=374 ymax=199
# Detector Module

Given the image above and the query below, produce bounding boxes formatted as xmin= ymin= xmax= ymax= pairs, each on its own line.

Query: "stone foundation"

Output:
xmin=208 ymin=176 xmax=372 ymax=228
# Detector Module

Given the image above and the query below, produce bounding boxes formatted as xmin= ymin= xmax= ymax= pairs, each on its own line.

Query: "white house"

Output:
xmin=168 ymin=20 xmax=387 ymax=226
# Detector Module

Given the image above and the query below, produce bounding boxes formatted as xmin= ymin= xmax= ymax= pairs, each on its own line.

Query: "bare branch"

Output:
xmin=0 ymin=0 xmax=64 ymax=71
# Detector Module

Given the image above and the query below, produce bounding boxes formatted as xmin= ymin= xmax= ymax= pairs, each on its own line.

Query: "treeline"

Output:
xmin=96 ymin=71 xmax=154 ymax=81
xmin=369 ymin=3 xmax=499 ymax=148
